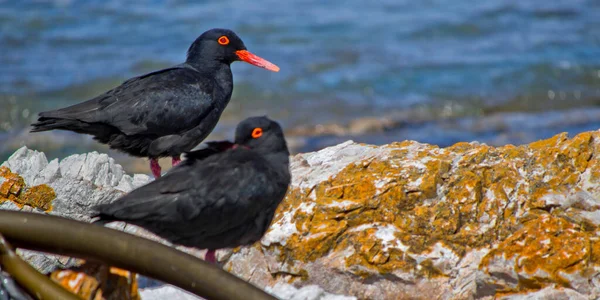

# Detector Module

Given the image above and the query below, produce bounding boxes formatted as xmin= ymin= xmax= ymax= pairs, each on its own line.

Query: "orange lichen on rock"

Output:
xmin=50 ymin=263 xmax=139 ymax=300
xmin=255 ymin=131 xmax=600 ymax=298
xmin=0 ymin=166 xmax=25 ymax=202
xmin=0 ymin=166 xmax=55 ymax=211
xmin=481 ymin=214 xmax=591 ymax=294
xmin=18 ymin=184 xmax=55 ymax=211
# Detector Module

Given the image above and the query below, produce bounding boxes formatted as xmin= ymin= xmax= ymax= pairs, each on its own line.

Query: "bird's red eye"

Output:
xmin=251 ymin=128 xmax=263 ymax=138
xmin=218 ymin=36 xmax=230 ymax=45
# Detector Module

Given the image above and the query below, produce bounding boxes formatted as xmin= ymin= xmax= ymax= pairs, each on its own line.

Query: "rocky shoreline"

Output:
xmin=3 ymin=130 xmax=600 ymax=299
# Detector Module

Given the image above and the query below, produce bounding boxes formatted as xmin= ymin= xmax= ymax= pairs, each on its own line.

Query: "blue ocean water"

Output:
xmin=1 ymin=0 xmax=600 ymax=168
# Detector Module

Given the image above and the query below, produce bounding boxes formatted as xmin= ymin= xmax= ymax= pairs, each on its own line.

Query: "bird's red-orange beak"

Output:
xmin=235 ymin=50 xmax=280 ymax=72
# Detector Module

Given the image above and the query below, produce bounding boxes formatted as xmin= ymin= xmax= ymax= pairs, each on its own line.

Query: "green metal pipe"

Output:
xmin=0 ymin=210 xmax=276 ymax=300
xmin=0 ymin=234 xmax=81 ymax=300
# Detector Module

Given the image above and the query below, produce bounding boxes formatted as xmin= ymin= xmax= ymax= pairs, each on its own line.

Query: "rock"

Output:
xmin=50 ymin=263 xmax=140 ymax=300
xmin=224 ymin=131 xmax=600 ymax=299
xmin=3 ymin=131 xmax=600 ymax=299
xmin=1 ymin=147 xmax=150 ymax=222
xmin=500 ymin=286 xmax=588 ymax=300
xmin=138 ymin=282 xmax=356 ymax=300
xmin=1 ymin=147 xmax=151 ymax=298
xmin=139 ymin=285 xmax=200 ymax=300
xmin=265 ymin=283 xmax=357 ymax=300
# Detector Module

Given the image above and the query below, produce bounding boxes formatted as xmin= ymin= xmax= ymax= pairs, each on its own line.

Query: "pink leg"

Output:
xmin=205 ymin=249 xmax=216 ymax=264
xmin=150 ymin=159 xmax=161 ymax=179
xmin=172 ymin=155 xmax=181 ymax=166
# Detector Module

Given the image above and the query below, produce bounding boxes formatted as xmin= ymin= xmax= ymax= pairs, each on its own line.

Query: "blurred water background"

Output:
xmin=1 ymin=0 xmax=600 ymax=173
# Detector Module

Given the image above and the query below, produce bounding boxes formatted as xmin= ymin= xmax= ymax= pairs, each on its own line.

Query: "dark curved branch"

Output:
xmin=0 ymin=210 xmax=276 ymax=300
xmin=0 ymin=233 xmax=81 ymax=300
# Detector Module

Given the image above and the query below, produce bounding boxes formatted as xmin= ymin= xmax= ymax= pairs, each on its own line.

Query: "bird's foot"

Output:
xmin=172 ymin=155 xmax=181 ymax=166
xmin=205 ymin=249 xmax=216 ymax=264
xmin=150 ymin=159 xmax=161 ymax=179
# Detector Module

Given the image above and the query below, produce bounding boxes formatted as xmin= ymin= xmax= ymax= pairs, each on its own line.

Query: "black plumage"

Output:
xmin=30 ymin=28 xmax=279 ymax=178
xmin=92 ymin=117 xmax=290 ymax=262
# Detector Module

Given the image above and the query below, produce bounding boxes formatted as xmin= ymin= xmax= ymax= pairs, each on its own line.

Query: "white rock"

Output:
xmin=140 ymin=285 xmax=202 ymax=300
xmin=1 ymin=146 xmax=153 ymax=271
xmin=500 ymin=286 xmax=588 ymax=300
xmin=265 ymin=283 xmax=357 ymax=300
xmin=139 ymin=283 xmax=357 ymax=300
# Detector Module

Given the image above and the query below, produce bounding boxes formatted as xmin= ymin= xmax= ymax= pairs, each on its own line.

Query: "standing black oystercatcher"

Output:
xmin=92 ymin=116 xmax=290 ymax=263
xmin=30 ymin=28 xmax=280 ymax=178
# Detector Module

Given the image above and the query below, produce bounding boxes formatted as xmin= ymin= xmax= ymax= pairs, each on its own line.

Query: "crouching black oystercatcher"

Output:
xmin=31 ymin=28 xmax=280 ymax=178
xmin=92 ymin=116 xmax=290 ymax=263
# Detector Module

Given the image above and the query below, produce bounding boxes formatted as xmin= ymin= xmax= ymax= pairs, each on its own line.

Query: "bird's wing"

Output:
xmin=38 ymin=65 xmax=216 ymax=136
xmin=96 ymin=150 xmax=284 ymax=232
xmin=182 ymin=141 xmax=236 ymax=161
xmin=174 ymin=151 xmax=288 ymax=240
xmin=94 ymin=160 xmax=198 ymax=221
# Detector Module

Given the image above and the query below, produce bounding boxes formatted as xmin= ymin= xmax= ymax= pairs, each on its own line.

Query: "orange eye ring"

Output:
xmin=218 ymin=36 xmax=230 ymax=45
xmin=251 ymin=128 xmax=263 ymax=138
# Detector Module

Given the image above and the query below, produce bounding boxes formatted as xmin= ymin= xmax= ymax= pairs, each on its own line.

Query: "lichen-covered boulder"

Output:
xmin=222 ymin=132 xmax=600 ymax=299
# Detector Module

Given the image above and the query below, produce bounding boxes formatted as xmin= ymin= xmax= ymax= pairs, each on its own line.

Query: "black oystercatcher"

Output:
xmin=31 ymin=28 xmax=280 ymax=178
xmin=92 ymin=116 xmax=290 ymax=263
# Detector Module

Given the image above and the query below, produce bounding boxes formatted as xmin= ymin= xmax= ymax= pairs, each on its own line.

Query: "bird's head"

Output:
xmin=187 ymin=28 xmax=279 ymax=72
xmin=234 ymin=116 xmax=288 ymax=155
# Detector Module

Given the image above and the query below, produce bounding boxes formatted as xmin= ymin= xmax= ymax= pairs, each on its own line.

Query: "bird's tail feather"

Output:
xmin=30 ymin=118 xmax=81 ymax=133
xmin=30 ymin=117 xmax=118 ymax=146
